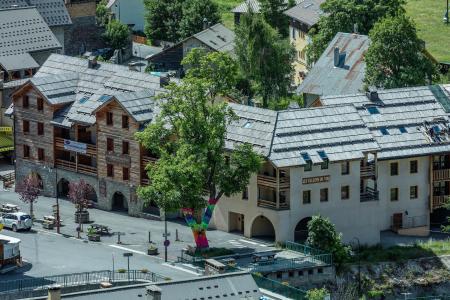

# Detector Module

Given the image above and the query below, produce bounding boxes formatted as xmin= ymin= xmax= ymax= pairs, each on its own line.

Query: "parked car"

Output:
xmin=0 ymin=212 xmax=32 ymax=232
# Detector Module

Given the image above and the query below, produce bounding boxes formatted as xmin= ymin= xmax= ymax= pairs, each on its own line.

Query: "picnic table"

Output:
xmin=1 ymin=204 xmax=19 ymax=213
xmin=89 ymin=224 xmax=111 ymax=235
xmin=252 ymin=251 xmax=277 ymax=263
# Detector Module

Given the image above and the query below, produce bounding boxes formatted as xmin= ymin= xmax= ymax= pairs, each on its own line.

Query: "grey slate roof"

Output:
xmin=232 ymin=0 xmax=302 ymax=13
xmin=296 ymin=32 xmax=369 ymax=98
xmin=0 ymin=0 xmax=72 ymax=26
xmin=0 ymin=7 xmax=61 ymax=70
xmin=193 ymin=24 xmax=235 ymax=53
xmin=283 ymin=0 xmax=325 ymax=27
xmin=147 ymin=271 xmax=262 ymax=300
xmin=321 ymin=85 xmax=450 ymax=160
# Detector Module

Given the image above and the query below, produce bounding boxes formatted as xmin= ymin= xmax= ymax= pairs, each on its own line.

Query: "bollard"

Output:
xmin=148 ymin=231 xmax=152 ymax=243
xmin=175 ymin=229 xmax=179 ymax=241
xmin=117 ymin=232 xmax=121 ymax=244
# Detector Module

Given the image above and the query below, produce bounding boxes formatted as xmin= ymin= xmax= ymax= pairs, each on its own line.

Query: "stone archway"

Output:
xmin=294 ymin=217 xmax=312 ymax=243
xmin=112 ymin=191 xmax=128 ymax=212
xmin=57 ymin=178 xmax=70 ymax=198
xmin=250 ymin=215 xmax=275 ymax=241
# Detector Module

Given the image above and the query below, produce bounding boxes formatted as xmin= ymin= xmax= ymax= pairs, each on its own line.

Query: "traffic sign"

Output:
xmin=123 ymin=252 xmax=133 ymax=257
xmin=162 ymin=232 xmax=170 ymax=237
xmin=164 ymin=240 xmax=170 ymax=247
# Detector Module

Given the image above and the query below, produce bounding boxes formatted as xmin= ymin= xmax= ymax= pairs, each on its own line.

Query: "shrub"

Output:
xmin=306 ymin=287 xmax=329 ymax=300
xmin=117 ymin=268 xmax=126 ymax=273
xmin=140 ymin=268 xmax=149 ymax=273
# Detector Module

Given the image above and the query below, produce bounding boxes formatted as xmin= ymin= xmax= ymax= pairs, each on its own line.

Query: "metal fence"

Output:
xmin=285 ymin=241 xmax=328 ymax=256
xmin=0 ymin=270 xmax=165 ymax=295
xmin=252 ymin=274 xmax=307 ymax=300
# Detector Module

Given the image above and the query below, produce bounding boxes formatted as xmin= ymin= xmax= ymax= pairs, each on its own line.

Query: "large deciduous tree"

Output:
xmin=96 ymin=0 xmax=110 ymax=26
xmin=103 ymin=19 xmax=130 ymax=50
xmin=180 ymin=0 xmax=220 ymax=39
xmin=68 ymin=179 xmax=94 ymax=238
xmin=136 ymin=51 xmax=261 ymax=250
xmin=235 ymin=13 xmax=294 ymax=108
xmin=17 ymin=174 xmax=41 ymax=219
xmin=307 ymin=0 xmax=405 ymax=64
xmin=364 ymin=15 xmax=436 ymax=89
xmin=259 ymin=0 xmax=292 ymax=36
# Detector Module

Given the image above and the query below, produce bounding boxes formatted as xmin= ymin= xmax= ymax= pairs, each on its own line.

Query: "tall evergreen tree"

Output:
xmin=365 ymin=15 xmax=436 ymax=88
xmin=260 ymin=0 xmax=289 ymax=36
xmin=180 ymin=0 xmax=221 ymax=39
xmin=144 ymin=0 xmax=183 ymax=42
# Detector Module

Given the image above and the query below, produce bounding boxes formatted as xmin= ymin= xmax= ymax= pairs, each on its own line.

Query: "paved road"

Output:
xmin=0 ymin=191 xmax=273 ymax=281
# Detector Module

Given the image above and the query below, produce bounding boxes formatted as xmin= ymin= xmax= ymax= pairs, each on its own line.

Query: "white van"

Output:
xmin=0 ymin=234 xmax=21 ymax=272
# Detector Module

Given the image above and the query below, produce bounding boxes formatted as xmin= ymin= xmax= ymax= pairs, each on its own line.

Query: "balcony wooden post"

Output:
xmin=276 ymin=168 xmax=280 ymax=209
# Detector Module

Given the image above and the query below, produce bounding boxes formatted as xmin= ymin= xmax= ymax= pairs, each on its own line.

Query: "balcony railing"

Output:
xmin=360 ymin=187 xmax=379 ymax=202
xmin=360 ymin=165 xmax=375 ymax=178
xmin=432 ymin=195 xmax=450 ymax=209
xmin=257 ymin=199 xmax=289 ymax=210
xmin=257 ymin=174 xmax=290 ymax=189
xmin=56 ymin=159 xmax=97 ymax=176
xmin=433 ymin=169 xmax=450 ymax=181
xmin=141 ymin=156 xmax=157 ymax=186
xmin=55 ymin=137 xmax=97 ymax=156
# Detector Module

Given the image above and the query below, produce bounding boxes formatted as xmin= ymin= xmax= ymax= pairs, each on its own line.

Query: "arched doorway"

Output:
xmin=112 ymin=192 xmax=128 ymax=212
xmin=251 ymin=215 xmax=275 ymax=241
xmin=294 ymin=217 xmax=312 ymax=243
xmin=57 ymin=178 xmax=70 ymax=198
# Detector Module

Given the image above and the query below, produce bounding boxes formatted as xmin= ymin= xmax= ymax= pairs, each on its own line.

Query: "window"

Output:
xmin=123 ymin=167 xmax=130 ymax=181
xmin=390 ymin=162 xmax=399 ymax=176
xmin=37 ymin=98 xmax=44 ymax=111
xmin=341 ymin=186 xmax=350 ymax=200
xmin=22 ymin=96 xmax=29 ymax=108
xmin=122 ymin=141 xmax=129 ymax=155
xmin=38 ymin=148 xmax=44 ymax=161
xmin=302 ymin=153 xmax=312 ymax=171
xmin=23 ymin=145 xmax=30 ymax=158
xmin=320 ymin=188 xmax=328 ymax=202
xmin=341 ymin=161 xmax=350 ymax=175
xmin=410 ymin=186 xmax=418 ymax=199
xmin=37 ymin=122 xmax=44 ymax=135
xmin=299 ymin=30 xmax=305 ymax=39
xmin=107 ymin=138 xmax=114 ymax=152
xmin=308 ymin=269 xmax=313 ymax=275
xmin=380 ymin=127 xmax=389 ymax=135
xmin=23 ymin=120 xmax=29 ymax=134
xmin=106 ymin=112 xmax=113 ymax=125
xmin=107 ymin=164 xmax=114 ymax=177
xmin=390 ymin=188 xmax=399 ymax=201
xmin=122 ymin=115 xmax=129 ymax=129
xmin=303 ymin=190 xmax=311 ymax=204
xmin=410 ymin=160 xmax=418 ymax=174
xmin=292 ymin=27 xmax=296 ymax=40
xmin=367 ymin=106 xmax=380 ymax=114
xmin=242 ymin=187 xmax=248 ymax=200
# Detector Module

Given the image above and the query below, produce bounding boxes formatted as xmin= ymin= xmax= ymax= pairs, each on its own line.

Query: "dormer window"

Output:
xmin=318 ymin=150 xmax=329 ymax=170
xmin=301 ymin=152 xmax=312 ymax=171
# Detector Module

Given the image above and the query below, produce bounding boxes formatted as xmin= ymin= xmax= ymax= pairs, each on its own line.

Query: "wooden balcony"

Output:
xmin=257 ymin=174 xmax=290 ymax=189
xmin=360 ymin=187 xmax=379 ymax=202
xmin=433 ymin=169 xmax=450 ymax=181
xmin=432 ymin=195 xmax=450 ymax=209
xmin=257 ymin=199 xmax=290 ymax=211
xmin=360 ymin=165 xmax=375 ymax=178
xmin=56 ymin=159 xmax=97 ymax=176
xmin=55 ymin=137 xmax=97 ymax=156
xmin=140 ymin=156 xmax=157 ymax=186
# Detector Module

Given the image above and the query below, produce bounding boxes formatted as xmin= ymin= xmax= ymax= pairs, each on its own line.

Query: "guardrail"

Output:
xmin=285 ymin=241 xmax=328 ymax=256
xmin=252 ymin=274 xmax=307 ymax=300
xmin=0 ymin=270 xmax=165 ymax=296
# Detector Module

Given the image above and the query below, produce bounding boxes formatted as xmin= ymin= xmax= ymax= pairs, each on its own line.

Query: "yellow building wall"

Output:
xmin=289 ymin=25 xmax=309 ymax=86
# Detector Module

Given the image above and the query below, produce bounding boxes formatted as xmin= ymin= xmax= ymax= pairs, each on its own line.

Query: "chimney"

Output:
xmin=160 ymin=75 xmax=170 ymax=88
xmin=203 ymin=18 xmax=208 ymax=30
xmin=366 ymin=89 xmax=379 ymax=102
xmin=47 ymin=285 xmax=61 ymax=300
xmin=353 ymin=23 xmax=359 ymax=34
xmin=333 ymin=47 xmax=340 ymax=67
xmin=88 ymin=56 xmax=98 ymax=69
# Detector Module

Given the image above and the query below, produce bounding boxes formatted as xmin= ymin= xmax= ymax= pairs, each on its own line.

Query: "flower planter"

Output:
xmin=75 ymin=211 xmax=90 ymax=224
xmin=147 ymin=248 xmax=159 ymax=255
xmin=88 ymin=234 xmax=101 ymax=242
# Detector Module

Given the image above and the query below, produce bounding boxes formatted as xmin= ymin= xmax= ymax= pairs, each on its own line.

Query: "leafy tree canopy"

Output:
xmin=144 ymin=0 xmax=220 ymax=43
xmin=307 ymin=0 xmax=405 ymax=64
xmin=307 ymin=215 xmax=350 ymax=270
xmin=103 ymin=19 xmax=130 ymax=50
xmin=235 ymin=12 xmax=294 ymax=108
xmin=260 ymin=0 xmax=293 ymax=36
xmin=96 ymin=0 xmax=110 ymax=26
xmin=365 ymin=15 xmax=436 ymax=88
xmin=136 ymin=51 xmax=261 ymax=249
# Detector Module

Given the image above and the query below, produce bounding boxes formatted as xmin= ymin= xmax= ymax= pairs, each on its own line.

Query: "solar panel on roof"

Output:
xmin=79 ymin=96 xmax=89 ymax=104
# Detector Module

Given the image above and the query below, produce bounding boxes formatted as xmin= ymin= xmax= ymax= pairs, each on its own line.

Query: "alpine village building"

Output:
xmin=10 ymin=53 xmax=450 ymax=245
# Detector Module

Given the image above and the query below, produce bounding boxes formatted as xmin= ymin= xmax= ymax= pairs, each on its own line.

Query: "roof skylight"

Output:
xmin=380 ymin=127 xmax=389 ymax=135
xmin=367 ymin=106 xmax=380 ymax=115
xmin=243 ymin=121 xmax=253 ymax=129
xmin=399 ymin=126 xmax=407 ymax=133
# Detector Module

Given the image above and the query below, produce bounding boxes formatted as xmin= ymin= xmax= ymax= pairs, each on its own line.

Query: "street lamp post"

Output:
xmin=44 ymin=165 xmax=60 ymax=234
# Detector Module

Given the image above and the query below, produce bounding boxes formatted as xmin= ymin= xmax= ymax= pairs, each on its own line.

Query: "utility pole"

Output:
xmin=164 ymin=210 xmax=168 ymax=262
xmin=55 ymin=167 xmax=60 ymax=234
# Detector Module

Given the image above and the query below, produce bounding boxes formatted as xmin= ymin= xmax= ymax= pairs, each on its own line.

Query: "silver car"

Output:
xmin=0 ymin=212 xmax=33 ymax=232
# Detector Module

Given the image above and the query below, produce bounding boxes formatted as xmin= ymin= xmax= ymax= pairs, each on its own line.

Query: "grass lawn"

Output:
xmin=354 ymin=239 xmax=450 ymax=264
xmin=214 ymin=0 xmax=242 ymax=29
xmin=405 ymin=0 xmax=450 ymax=62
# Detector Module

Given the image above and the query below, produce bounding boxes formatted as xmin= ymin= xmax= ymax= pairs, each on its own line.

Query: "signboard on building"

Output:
xmin=106 ymin=154 xmax=131 ymax=166
xmin=64 ymin=139 xmax=87 ymax=154
xmin=302 ymin=175 xmax=330 ymax=185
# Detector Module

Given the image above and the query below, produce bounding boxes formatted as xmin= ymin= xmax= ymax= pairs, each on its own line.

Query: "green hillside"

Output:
xmin=215 ymin=0 xmax=242 ymax=28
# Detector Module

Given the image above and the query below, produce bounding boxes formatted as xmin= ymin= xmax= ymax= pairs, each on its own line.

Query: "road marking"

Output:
xmin=162 ymin=263 xmax=201 ymax=276
xmin=108 ymin=244 xmax=148 ymax=256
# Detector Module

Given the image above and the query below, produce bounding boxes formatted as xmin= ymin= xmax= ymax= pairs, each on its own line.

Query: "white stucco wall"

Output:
xmin=110 ymin=0 xmax=145 ymax=32
xmin=214 ymin=156 xmax=431 ymax=246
